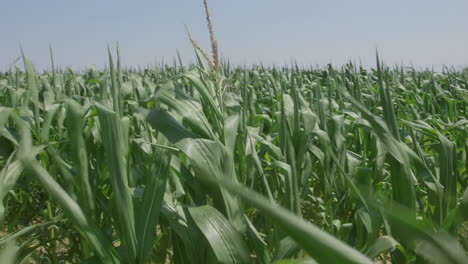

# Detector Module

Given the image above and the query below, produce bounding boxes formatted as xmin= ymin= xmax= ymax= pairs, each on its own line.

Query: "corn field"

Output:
xmin=0 ymin=49 xmax=467 ymax=263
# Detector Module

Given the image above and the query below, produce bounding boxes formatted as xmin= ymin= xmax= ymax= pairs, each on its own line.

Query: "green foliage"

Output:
xmin=0 ymin=53 xmax=467 ymax=264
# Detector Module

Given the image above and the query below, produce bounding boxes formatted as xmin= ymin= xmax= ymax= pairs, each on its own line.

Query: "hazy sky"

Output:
xmin=1 ymin=0 xmax=467 ymax=70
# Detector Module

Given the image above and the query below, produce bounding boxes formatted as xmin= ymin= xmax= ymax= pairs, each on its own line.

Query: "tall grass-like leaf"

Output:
xmin=161 ymin=193 xmax=206 ymax=264
xmin=116 ymin=44 xmax=124 ymax=116
xmin=20 ymin=52 xmax=40 ymax=133
xmin=280 ymin=95 xmax=301 ymax=215
xmin=0 ymin=240 xmax=18 ymax=264
xmin=0 ymin=153 xmax=23 ymax=227
xmin=108 ymin=48 xmax=121 ymax=116
xmin=376 ymin=53 xmax=399 ymax=138
xmin=183 ymin=71 xmax=224 ymax=133
xmin=16 ymin=119 xmax=119 ymax=263
xmin=402 ymin=120 xmax=459 ymax=225
xmin=205 ymin=176 xmax=374 ymax=264
xmin=437 ymin=133 xmax=457 ymax=223
xmin=370 ymin=199 xmax=468 ymax=264
xmin=143 ymin=108 xmax=244 ymax=232
xmin=342 ymin=91 xmax=416 ymax=212
xmin=0 ymin=217 xmax=59 ymax=246
xmin=152 ymin=81 xmax=215 ymax=140
xmin=40 ymin=103 xmax=59 ymax=143
xmin=188 ymin=205 xmax=251 ymax=264
xmin=273 ymin=236 xmax=300 ymax=261
xmin=136 ymin=141 xmax=172 ymax=263
xmin=65 ymin=100 xmax=95 ymax=217
xmin=95 ymin=103 xmax=137 ymax=262
xmin=364 ymin=235 xmax=400 ymax=259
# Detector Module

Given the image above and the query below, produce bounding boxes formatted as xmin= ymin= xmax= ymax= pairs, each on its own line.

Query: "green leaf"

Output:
xmin=365 ymin=236 xmax=400 ymax=259
xmin=188 ymin=205 xmax=251 ymax=264
xmin=0 ymin=152 xmax=23 ymax=227
xmin=136 ymin=141 xmax=172 ymax=264
xmin=205 ymin=176 xmax=374 ymax=264
xmin=0 ymin=240 xmax=19 ymax=264
xmin=143 ymin=108 xmax=244 ymax=232
xmin=16 ymin=120 xmax=119 ymax=264
xmin=95 ymin=102 xmax=137 ymax=262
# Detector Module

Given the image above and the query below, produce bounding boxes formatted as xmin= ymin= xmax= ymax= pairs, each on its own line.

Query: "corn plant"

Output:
xmin=0 ymin=4 xmax=467 ymax=262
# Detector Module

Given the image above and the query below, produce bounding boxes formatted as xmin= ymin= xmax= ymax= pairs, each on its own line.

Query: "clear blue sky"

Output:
xmin=1 ymin=0 xmax=467 ymax=70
